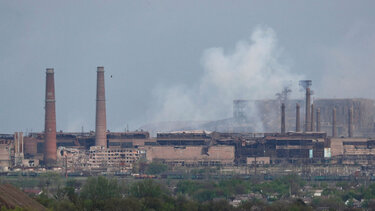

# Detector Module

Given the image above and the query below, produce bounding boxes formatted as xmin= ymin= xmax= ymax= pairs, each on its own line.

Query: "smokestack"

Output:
xmin=296 ymin=103 xmax=301 ymax=132
xmin=95 ymin=66 xmax=107 ymax=147
xmin=316 ymin=108 xmax=321 ymax=132
xmin=281 ymin=103 xmax=286 ymax=134
xmin=305 ymin=87 xmax=311 ymax=132
xmin=348 ymin=106 xmax=354 ymax=137
xmin=311 ymin=103 xmax=314 ymax=131
xmin=44 ymin=68 xmax=57 ymax=166
xmin=332 ymin=107 xmax=337 ymax=137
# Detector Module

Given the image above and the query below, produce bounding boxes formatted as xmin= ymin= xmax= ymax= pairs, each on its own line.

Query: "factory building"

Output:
xmin=232 ymin=98 xmax=375 ymax=136
xmin=314 ymin=98 xmax=375 ymax=137
xmin=145 ymin=145 xmax=235 ymax=166
xmin=88 ymin=146 xmax=144 ymax=171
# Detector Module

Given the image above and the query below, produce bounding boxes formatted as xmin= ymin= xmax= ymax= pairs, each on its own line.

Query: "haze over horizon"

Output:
xmin=0 ymin=1 xmax=374 ymax=133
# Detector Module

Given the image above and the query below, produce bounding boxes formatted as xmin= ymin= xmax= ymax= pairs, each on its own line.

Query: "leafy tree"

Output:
xmin=198 ymin=200 xmax=235 ymax=211
xmin=145 ymin=161 xmax=168 ymax=175
xmin=53 ymin=199 xmax=78 ymax=211
xmin=103 ymin=198 xmax=142 ymax=211
xmin=35 ymin=191 xmax=55 ymax=208
xmin=174 ymin=195 xmax=199 ymax=211
xmin=176 ymin=180 xmax=199 ymax=195
xmin=364 ymin=183 xmax=375 ymax=200
xmin=238 ymin=199 xmax=266 ymax=211
xmin=80 ymin=176 xmax=121 ymax=210
xmin=130 ymin=179 xmax=165 ymax=198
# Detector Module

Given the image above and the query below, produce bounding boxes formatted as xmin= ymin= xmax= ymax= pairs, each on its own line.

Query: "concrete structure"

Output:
xmin=247 ymin=157 xmax=270 ymax=165
xmin=13 ymin=132 xmax=24 ymax=166
xmin=145 ymin=145 xmax=235 ymax=166
xmin=0 ymin=134 xmax=13 ymax=170
xmin=57 ymin=147 xmax=89 ymax=171
xmin=88 ymin=146 xmax=142 ymax=171
xmin=108 ymin=132 xmax=153 ymax=148
xmin=95 ymin=67 xmax=107 ymax=147
xmin=330 ymin=137 xmax=375 ymax=157
xmin=156 ymin=131 xmax=211 ymax=146
xmin=314 ymin=98 xmax=375 ymax=137
xmin=44 ymin=68 xmax=57 ymax=166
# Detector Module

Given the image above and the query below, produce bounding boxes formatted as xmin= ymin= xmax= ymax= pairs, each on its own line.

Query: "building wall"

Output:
xmin=88 ymin=146 xmax=141 ymax=171
xmin=145 ymin=145 xmax=234 ymax=165
xmin=247 ymin=157 xmax=270 ymax=165
xmin=314 ymin=98 xmax=375 ymax=137
xmin=330 ymin=138 xmax=368 ymax=156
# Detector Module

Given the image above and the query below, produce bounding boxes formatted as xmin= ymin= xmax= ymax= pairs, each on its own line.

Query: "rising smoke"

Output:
xmin=147 ymin=26 xmax=304 ymax=128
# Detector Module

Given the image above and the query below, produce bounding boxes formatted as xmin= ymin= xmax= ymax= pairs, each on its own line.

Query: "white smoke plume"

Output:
xmin=148 ymin=26 xmax=304 ymax=128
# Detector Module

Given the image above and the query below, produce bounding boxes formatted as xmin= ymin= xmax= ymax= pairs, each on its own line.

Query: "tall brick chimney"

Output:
xmin=95 ymin=66 xmax=107 ymax=147
xmin=44 ymin=68 xmax=57 ymax=166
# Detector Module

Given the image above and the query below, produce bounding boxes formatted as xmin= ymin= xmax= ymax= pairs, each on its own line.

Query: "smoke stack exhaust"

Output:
xmin=348 ymin=106 xmax=354 ymax=137
xmin=332 ymin=107 xmax=337 ymax=137
xmin=296 ymin=103 xmax=301 ymax=132
xmin=44 ymin=68 xmax=57 ymax=166
xmin=311 ymin=103 xmax=314 ymax=131
xmin=95 ymin=67 xmax=107 ymax=147
xmin=281 ymin=103 xmax=286 ymax=134
xmin=316 ymin=108 xmax=321 ymax=132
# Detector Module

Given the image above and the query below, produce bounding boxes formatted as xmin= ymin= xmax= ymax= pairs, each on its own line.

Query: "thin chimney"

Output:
xmin=332 ymin=107 xmax=337 ymax=137
xmin=281 ymin=103 xmax=286 ymax=134
xmin=44 ymin=68 xmax=57 ymax=166
xmin=296 ymin=103 xmax=301 ymax=132
xmin=95 ymin=67 xmax=107 ymax=147
xmin=305 ymin=87 xmax=311 ymax=132
xmin=348 ymin=106 xmax=354 ymax=137
xmin=311 ymin=103 xmax=314 ymax=131
xmin=316 ymin=108 xmax=321 ymax=132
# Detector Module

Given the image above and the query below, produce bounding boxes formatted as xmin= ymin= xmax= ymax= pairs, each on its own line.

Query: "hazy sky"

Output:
xmin=0 ymin=1 xmax=374 ymax=133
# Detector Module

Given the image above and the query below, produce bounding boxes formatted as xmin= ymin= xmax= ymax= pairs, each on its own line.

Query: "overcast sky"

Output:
xmin=0 ymin=1 xmax=374 ymax=133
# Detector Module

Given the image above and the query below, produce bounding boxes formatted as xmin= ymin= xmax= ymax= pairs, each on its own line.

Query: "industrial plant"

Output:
xmin=1 ymin=67 xmax=375 ymax=179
